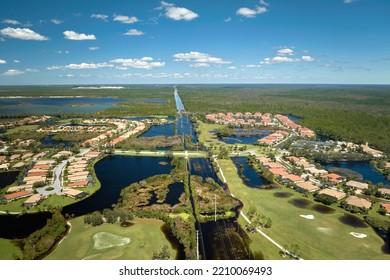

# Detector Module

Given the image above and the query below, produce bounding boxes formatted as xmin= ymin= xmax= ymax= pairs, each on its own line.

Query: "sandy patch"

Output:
xmin=93 ymin=232 xmax=131 ymax=250
xmin=300 ymin=214 xmax=314 ymax=220
xmin=350 ymin=232 xmax=367 ymax=238
xmin=317 ymin=227 xmax=331 ymax=233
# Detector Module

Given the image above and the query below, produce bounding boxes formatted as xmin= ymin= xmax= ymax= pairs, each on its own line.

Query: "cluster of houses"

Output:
xmin=1 ymin=150 xmax=103 ymax=208
xmin=257 ymin=155 xmax=390 ymax=214
xmin=65 ymin=151 xmax=101 ymax=188
xmin=37 ymin=124 xmax=110 ymax=134
xmin=361 ymin=142 xmax=384 ymax=158
xmin=205 ymin=112 xmax=316 ymax=143
xmin=258 ymin=130 xmax=289 ymax=146
xmin=0 ymin=151 xmax=47 ymax=171
xmin=257 ymin=156 xmax=309 ymax=186
xmin=0 ymin=115 xmax=51 ymax=130
xmin=205 ymin=112 xmax=278 ymax=126
xmin=2 ymin=159 xmax=56 ymax=206
xmin=275 ymin=114 xmax=315 ymax=138
xmin=81 ymin=119 xmax=146 ymax=147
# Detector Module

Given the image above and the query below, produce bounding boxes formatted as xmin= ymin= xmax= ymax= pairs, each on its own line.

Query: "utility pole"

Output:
xmin=214 ymin=194 xmax=217 ymax=222
xmin=196 ymin=230 xmax=199 ymax=260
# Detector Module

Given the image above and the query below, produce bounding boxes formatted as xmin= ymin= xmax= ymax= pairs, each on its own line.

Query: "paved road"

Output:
xmin=37 ymin=148 xmax=91 ymax=196
xmin=37 ymin=160 xmax=67 ymax=196
xmin=114 ymin=149 xmax=206 ymax=158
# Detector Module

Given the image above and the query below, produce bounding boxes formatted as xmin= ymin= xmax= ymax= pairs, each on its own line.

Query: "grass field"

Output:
xmin=46 ymin=217 xmax=177 ymax=260
xmin=0 ymin=238 xmax=21 ymax=260
xmin=219 ymin=158 xmax=390 ymax=260
xmin=4 ymin=125 xmax=39 ymax=134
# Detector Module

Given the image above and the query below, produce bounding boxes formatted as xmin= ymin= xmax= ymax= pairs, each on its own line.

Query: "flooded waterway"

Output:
xmin=321 ymin=161 xmax=389 ymax=185
xmin=232 ymin=157 xmax=268 ymax=189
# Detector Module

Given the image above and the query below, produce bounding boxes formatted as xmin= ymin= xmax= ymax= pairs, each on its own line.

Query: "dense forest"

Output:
xmin=179 ymin=85 xmax=390 ymax=154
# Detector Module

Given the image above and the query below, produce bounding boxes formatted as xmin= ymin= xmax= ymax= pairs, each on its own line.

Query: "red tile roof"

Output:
xmin=4 ymin=190 xmax=33 ymax=201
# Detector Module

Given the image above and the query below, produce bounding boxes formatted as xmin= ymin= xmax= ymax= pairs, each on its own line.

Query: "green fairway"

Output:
xmin=218 ymin=158 xmax=390 ymax=260
xmin=46 ymin=217 xmax=177 ymax=260
xmin=0 ymin=238 xmax=22 ymax=260
xmin=4 ymin=125 xmax=39 ymax=134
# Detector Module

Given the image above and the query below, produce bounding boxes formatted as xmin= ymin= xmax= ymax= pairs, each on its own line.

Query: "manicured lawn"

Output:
xmin=4 ymin=125 xmax=39 ymax=134
xmin=0 ymin=238 xmax=22 ymax=260
xmin=219 ymin=158 xmax=390 ymax=260
xmin=0 ymin=199 xmax=25 ymax=213
xmin=46 ymin=217 xmax=177 ymax=260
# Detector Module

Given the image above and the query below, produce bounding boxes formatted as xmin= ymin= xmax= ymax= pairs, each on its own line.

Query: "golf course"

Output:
xmin=46 ymin=217 xmax=177 ymax=260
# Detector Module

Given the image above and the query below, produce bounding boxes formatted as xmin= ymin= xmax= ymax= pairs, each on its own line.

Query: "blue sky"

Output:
xmin=0 ymin=0 xmax=389 ymax=85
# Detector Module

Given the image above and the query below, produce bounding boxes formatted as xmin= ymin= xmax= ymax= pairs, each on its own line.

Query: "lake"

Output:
xmin=139 ymin=123 xmax=175 ymax=137
xmin=321 ymin=161 xmax=389 ymax=185
xmin=63 ymin=155 xmax=174 ymax=216
xmin=232 ymin=157 xmax=268 ymax=188
xmin=40 ymin=135 xmax=71 ymax=147
xmin=218 ymin=129 xmax=269 ymax=145
xmin=0 ymin=171 xmax=19 ymax=189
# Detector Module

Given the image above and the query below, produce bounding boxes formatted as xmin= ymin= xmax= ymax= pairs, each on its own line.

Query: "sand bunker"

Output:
xmin=317 ymin=227 xmax=331 ymax=233
xmin=300 ymin=214 xmax=314 ymax=220
xmin=350 ymin=232 xmax=367 ymax=238
xmin=93 ymin=232 xmax=131 ymax=250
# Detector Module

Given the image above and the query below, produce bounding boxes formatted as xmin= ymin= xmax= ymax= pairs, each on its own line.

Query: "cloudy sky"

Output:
xmin=0 ymin=0 xmax=389 ymax=85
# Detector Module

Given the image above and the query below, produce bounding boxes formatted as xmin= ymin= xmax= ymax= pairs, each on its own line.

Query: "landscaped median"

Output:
xmin=217 ymin=158 xmax=390 ymax=260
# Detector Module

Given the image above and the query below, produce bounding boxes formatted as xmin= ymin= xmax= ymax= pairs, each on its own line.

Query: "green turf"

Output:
xmin=4 ymin=125 xmax=39 ymax=134
xmin=0 ymin=238 xmax=22 ymax=260
xmin=46 ymin=217 xmax=177 ymax=260
xmin=218 ymin=158 xmax=390 ymax=260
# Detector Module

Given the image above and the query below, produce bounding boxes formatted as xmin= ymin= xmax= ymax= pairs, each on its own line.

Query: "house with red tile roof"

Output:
xmin=381 ymin=203 xmax=390 ymax=215
xmin=321 ymin=173 xmax=345 ymax=184
xmin=282 ymin=174 xmax=304 ymax=184
xmin=318 ymin=188 xmax=346 ymax=200
xmin=346 ymin=196 xmax=372 ymax=210
xmin=68 ymin=180 xmax=89 ymax=188
xmin=295 ymin=181 xmax=319 ymax=192
xmin=3 ymin=190 xmax=33 ymax=202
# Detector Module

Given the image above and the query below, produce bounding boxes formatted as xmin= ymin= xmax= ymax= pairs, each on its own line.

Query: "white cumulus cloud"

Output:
xmin=110 ymin=57 xmax=165 ymax=70
xmin=0 ymin=59 xmax=6 ymax=64
xmin=25 ymin=68 xmax=39 ymax=73
xmin=124 ymin=29 xmax=145 ymax=36
xmin=91 ymin=14 xmax=109 ymax=21
xmin=190 ymin=63 xmax=210 ymax=68
xmin=259 ymin=0 xmax=270 ymax=6
xmin=114 ymin=15 xmax=139 ymax=24
xmin=51 ymin=19 xmax=62 ymax=24
xmin=236 ymin=7 xmax=267 ymax=18
xmin=63 ymin=30 xmax=96 ymax=40
xmin=2 ymin=19 xmax=22 ymax=25
xmin=173 ymin=51 xmax=231 ymax=65
xmin=47 ymin=62 xmax=112 ymax=70
xmin=89 ymin=46 xmax=99 ymax=51
xmin=260 ymin=56 xmax=299 ymax=64
xmin=301 ymin=55 xmax=315 ymax=62
xmin=2 ymin=69 xmax=24 ymax=75
xmin=158 ymin=2 xmax=198 ymax=21
xmin=277 ymin=48 xmax=294 ymax=56
xmin=0 ymin=27 xmax=48 ymax=40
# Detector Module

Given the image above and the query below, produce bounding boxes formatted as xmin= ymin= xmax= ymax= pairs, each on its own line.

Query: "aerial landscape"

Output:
xmin=0 ymin=0 xmax=389 ymax=261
